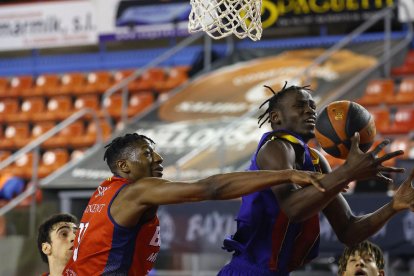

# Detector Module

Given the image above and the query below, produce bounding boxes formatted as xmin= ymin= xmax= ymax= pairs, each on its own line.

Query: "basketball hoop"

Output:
xmin=188 ymin=0 xmax=262 ymax=41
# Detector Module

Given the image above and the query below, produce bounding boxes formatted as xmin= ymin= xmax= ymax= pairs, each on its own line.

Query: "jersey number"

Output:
xmin=73 ymin=222 xmax=89 ymax=261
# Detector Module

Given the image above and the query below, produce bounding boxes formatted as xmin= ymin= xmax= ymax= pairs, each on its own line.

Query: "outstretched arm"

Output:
xmin=325 ymin=168 xmax=414 ymax=246
xmin=110 ymin=169 xmax=323 ymax=227
xmin=136 ymin=169 xmax=324 ymax=205
xmin=260 ymin=133 xmax=404 ymax=222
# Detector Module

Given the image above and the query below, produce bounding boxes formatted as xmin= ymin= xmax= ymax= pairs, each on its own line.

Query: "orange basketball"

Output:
xmin=315 ymin=101 xmax=376 ymax=159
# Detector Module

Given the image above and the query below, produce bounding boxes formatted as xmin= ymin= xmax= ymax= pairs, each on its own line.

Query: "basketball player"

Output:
xmin=37 ymin=213 xmax=78 ymax=276
xmin=218 ymin=84 xmax=414 ymax=275
xmin=63 ymin=133 xmax=326 ymax=275
xmin=338 ymin=240 xmax=385 ymax=276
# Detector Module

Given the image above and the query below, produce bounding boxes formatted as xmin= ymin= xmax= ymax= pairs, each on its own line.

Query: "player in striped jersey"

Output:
xmin=219 ymin=84 xmax=413 ymax=275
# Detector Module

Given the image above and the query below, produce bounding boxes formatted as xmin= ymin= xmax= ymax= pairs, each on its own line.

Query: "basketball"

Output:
xmin=315 ymin=101 xmax=376 ymax=159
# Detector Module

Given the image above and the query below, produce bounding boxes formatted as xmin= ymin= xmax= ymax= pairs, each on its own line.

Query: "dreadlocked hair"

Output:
xmin=257 ymin=82 xmax=313 ymax=128
xmin=337 ymin=240 xmax=385 ymax=275
xmin=103 ymin=133 xmax=155 ymax=173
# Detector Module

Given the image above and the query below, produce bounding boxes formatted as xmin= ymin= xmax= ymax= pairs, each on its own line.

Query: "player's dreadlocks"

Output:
xmin=103 ymin=133 xmax=155 ymax=173
xmin=257 ymin=83 xmax=313 ymax=128
xmin=337 ymin=240 xmax=385 ymax=275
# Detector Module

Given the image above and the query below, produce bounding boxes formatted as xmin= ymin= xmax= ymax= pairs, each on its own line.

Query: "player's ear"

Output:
xmin=42 ymin=242 xmax=52 ymax=255
xmin=116 ymin=159 xmax=129 ymax=173
xmin=270 ymin=110 xmax=281 ymax=125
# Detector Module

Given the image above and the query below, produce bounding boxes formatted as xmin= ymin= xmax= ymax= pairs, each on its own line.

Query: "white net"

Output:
xmin=188 ymin=0 xmax=262 ymax=41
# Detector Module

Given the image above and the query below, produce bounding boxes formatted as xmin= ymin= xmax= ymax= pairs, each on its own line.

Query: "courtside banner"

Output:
xmin=0 ymin=0 xmax=98 ymax=51
xmin=260 ymin=0 xmax=396 ymax=28
xmin=98 ymin=0 xmax=190 ymax=41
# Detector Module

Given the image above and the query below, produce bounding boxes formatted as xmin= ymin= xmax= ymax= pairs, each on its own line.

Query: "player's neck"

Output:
xmin=47 ymin=259 xmax=66 ymax=276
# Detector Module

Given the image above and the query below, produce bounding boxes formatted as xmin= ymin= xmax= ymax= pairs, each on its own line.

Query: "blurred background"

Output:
xmin=0 ymin=0 xmax=413 ymax=275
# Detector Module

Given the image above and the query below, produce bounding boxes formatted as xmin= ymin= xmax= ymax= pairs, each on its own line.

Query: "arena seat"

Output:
xmin=77 ymin=71 xmax=114 ymax=95
xmin=7 ymin=75 xmax=33 ymax=97
xmin=128 ymin=92 xmax=154 ymax=117
xmin=0 ymin=98 xmax=20 ymax=123
xmin=0 ymin=77 xmax=9 ymax=97
xmin=11 ymin=97 xmax=46 ymax=122
xmin=156 ymin=67 xmax=189 ymax=92
xmin=383 ymin=108 xmax=414 ymax=134
xmin=103 ymin=94 xmax=123 ymax=119
xmin=366 ymin=107 xmax=391 ymax=134
xmin=23 ymin=74 xmax=60 ymax=96
xmin=42 ymin=121 xmax=85 ymax=149
xmin=0 ymin=123 xmax=30 ymax=149
xmin=357 ymin=79 xmax=395 ymax=106
xmin=38 ymin=149 xmax=69 ymax=178
xmin=74 ymin=94 xmax=102 ymax=118
xmin=31 ymin=122 xmax=56 ymax=142
xmin=71 ymin=120 xmax=112 ymax=148
xmin=387 ymin=78 xmax=414 ymax=105
xmin=41 ymin=96 xmax=74 ymax=121
xmin=55 ymin=72 xmax=85 ymax=95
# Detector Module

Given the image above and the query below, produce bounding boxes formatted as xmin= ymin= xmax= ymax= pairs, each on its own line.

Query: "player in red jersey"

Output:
xmin=63 ymin=132 xmax=327 ymax=276
xmin=37 ymin=213 xmax=78 ymax=276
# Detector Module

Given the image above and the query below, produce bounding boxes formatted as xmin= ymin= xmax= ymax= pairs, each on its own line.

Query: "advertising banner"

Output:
xmin=0 ymin=0 xmax=98 ymax=51
xmin=96 ymin=0 xmax=401 ymax=41
xmin=156 ymin=195 xmax=414 ymax=255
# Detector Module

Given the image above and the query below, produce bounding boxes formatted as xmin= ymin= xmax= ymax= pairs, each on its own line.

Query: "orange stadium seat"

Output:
xmin=42 ymin=121 xmax=85 ymax=149
xmin=0 ymin=123 xmax=30 ymax=149
xmin=56 ymin=72 xmax=85 ymax=95
xmin=357 ymin=79 xmax=395 ymax=106
xmin=71 ymin=120 xmax=112 ymax=148
xmin=9 ymin=152 xmax=35 ymax=179
xmin=0 ymin=98 xmax=20 ymax=123
xmin=74 ymin=94 xmax=101 ymax=115
xmin=31 ymin=121 xmax=56 ymax=143
xmin=367 ymin=107 xmax=391 ymax=134
xmin=80 ymin=71 xmax=113 ymax=95
xmin=388 ymin=78 xmax=414 ymax=105
xmin=156 ymin=67 xmax=189 ymax=92
xmin=0 ymin=77 xmax=9 ymax=97
xmin=23 ymin=74 xmax=60 ymax=96
xmin=11 ymin=97 xmax=46 ymax=122
xmin=103 ymin=94 xmax=124 ymax=119
xmin=0 ymin=150 xmax=11 ymax=163
xmin=384 ymin=108 xmax=414 ymax=134
xmin=7 ymin=75 xmax=33 ymax=97
xmin=42 ymin=96 xmax=74 ymax=121
xmin=128 ymin=92 xmax=154 ymax=117
xmin=38 ymin=149 xmax=69 ymax=178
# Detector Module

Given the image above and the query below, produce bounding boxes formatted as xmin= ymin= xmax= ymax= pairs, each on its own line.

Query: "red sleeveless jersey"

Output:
xmin=63 ymin=176 xmax=160 ymax=276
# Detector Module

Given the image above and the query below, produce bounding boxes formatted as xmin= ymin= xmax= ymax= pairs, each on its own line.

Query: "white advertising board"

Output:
xmin=0 ymin=0 xmax=98 ymax=51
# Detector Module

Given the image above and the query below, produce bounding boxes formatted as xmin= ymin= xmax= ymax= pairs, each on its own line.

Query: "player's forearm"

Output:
xmin=281 ymin=166 xmax=352 ymax=221
xmin=338 ymin=202 xmax=399 ymax=246
xmin=205 ymin=170 xmax=294 ymax=200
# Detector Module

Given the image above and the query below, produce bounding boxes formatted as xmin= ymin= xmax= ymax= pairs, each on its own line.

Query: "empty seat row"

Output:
xmin=0 ymin=92 xmax=154 ymax=123
xmin=357 ymin=78 xmax=414 ymax=106
xmin=391 ymin=50 xmax=414 ymax=76
xmin=0 ymin=148 xmax=84 ymax=180
xmin=0 ymin=120 xmax=112 ymax=150
xmin=0 ymin=66 xmax=189 ymax=98
xmin=368 ymin=106 xmax=414 ymax=135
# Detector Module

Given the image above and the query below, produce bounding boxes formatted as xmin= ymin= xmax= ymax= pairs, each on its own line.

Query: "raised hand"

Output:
xmin=290 ymin=170 xmax=326 ymax=192
xmin=343 ymin=133 xmax=405 ymax=183
xmin=392 ymin=168 xmax=414 ymax=212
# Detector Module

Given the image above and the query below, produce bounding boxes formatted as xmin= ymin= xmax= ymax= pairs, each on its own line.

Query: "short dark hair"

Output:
xmin=103 ymin=133 xmax=155 ymax=173
xmin=37 ymin=213 xmax=78 ymax=263
xmin=257 ymin=83 xmax=313 ymax=128
xmin=337 ymin=240 xmax=385 ymax=275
